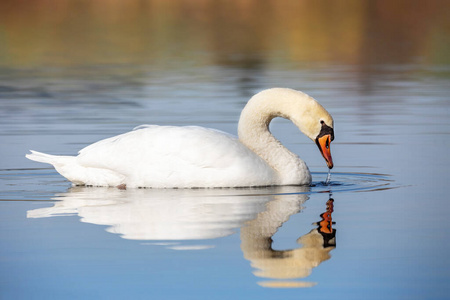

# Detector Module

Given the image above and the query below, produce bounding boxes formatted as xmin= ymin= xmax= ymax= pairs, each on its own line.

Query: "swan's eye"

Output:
xmin=317 ymin=121 xmax=334 ymax=142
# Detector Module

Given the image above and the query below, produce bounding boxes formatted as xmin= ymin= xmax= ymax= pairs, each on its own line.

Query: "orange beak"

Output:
xmin=316 ymin=134 xmax=333 ymax=169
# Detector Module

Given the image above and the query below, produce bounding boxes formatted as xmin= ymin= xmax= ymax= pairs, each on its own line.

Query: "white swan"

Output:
xmin=26 ymin=88 xmax=334 ymax=188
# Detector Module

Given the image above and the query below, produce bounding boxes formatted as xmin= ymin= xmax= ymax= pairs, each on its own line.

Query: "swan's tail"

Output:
xmin=26 ymin=150 xmax=124 ymax=187
xmin=26 ymin=150 xmax=65 ymax=165
xmin=26 ymin=150 xmax=84 ymax=185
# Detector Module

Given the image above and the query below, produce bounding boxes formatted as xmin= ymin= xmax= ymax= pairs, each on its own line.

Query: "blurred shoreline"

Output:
xmin=1 ymin=0 xmax=449 ymax=68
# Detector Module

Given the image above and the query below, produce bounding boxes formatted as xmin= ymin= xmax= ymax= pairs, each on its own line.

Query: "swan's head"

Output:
xmin=282 ymin=89 xmax=335 ymax=169
xmin=239 ymin=88 xmax=335 ymax=169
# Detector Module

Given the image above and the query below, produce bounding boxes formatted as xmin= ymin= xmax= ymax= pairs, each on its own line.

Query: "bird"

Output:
xmin=26 ymin=88 xmax=334 ymax=188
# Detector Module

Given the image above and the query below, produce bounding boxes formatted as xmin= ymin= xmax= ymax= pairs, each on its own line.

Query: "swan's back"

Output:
xmin=76 ymin=126 xmax=277 ymax=188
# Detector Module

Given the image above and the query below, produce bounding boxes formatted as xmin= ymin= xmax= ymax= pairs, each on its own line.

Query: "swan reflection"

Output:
xmin=242 ymin=197 xmax=336 ymax=288
xmin=27 ymin=187 xmax=336 ymax=287
xmin=27 ymin=186 xmax=306 ymax=241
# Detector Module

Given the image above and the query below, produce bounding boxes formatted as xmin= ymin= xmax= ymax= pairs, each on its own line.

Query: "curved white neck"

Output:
xmin=237 ymin=89 xmax=313 ymax=185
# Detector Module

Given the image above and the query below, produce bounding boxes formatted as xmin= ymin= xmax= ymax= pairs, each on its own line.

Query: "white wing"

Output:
xmin=76 ymin=125 xmax=276 ymax=187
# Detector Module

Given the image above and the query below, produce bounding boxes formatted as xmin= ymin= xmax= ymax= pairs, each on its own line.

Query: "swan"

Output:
xmin=26 ymin=88 xmax=334 ymax=188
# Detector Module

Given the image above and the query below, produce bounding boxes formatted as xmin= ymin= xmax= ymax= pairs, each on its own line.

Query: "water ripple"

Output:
xmin=0 ymin=168 xmax=396 ymax=202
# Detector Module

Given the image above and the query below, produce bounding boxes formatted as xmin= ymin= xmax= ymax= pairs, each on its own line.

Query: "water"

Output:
xmin=1 ymin=1 xmax=450 ymax=299
xmin=325 ymin=170 xmax=332 ymax=186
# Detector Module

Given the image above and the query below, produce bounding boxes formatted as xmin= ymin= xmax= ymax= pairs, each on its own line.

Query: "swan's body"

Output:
xmin=28 ymin=126 xmax=284 ymax=188
xmin=26 ymin=88 xmax=334 ymax=188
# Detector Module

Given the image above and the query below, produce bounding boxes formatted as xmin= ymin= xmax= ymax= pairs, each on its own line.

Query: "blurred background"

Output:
xmin=1 ymin=0 xmax=449 ymax=66
xmin=1 ymin=0 xmax=448 ymax=95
